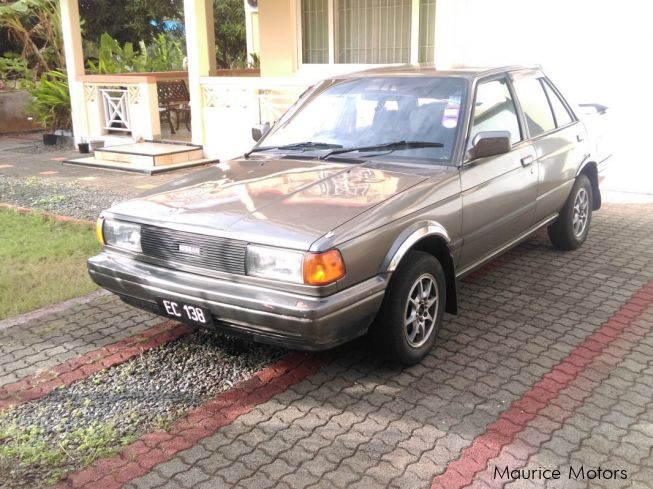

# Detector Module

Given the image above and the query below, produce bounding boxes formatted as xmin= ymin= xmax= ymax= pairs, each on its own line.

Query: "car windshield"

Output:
xmin=260 ymin=76 xmax=467 ymax=164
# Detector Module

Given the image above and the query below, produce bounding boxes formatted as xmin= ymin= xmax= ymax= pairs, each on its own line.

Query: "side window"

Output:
xmin=542 ymin=80 xmax=573 ymax=127
xmin=470 ymin=78 xmax=522 ymax=146
xmin=512 ymin=76 xmax=555 ymax=137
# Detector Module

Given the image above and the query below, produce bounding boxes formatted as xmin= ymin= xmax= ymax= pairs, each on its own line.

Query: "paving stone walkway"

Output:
xmin=2 ymin=139 xmax=652 ymax=488
xmin=0 ymin=294 xmax=162 ymax=388
xmin=113 ymin=202 xmax=653 ymax=489
xmin=20 ymin=202 xmax=646 ymax=489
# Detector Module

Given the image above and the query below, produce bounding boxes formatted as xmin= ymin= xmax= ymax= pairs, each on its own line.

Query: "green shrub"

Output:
xmin=0 ymin=54 xmax=32 ymax=89
xmin=26 ymin=70 xmax=71 ymax=132
xmin=85 ymin=32 xmax=185 ymax=74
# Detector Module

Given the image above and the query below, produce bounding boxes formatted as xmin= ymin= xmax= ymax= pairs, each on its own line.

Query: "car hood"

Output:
xmin=107 ymin=157 xmax=429 ymax=249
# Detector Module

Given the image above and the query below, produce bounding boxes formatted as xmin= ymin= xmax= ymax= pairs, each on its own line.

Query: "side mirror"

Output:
xmin=251 ymin=122 xmax=271 ymax=142
xmin=470 ymin=131 xmax=511 ymax=159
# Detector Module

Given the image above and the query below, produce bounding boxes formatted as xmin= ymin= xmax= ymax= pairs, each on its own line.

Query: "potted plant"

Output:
xmin=27 ymin=71 xmax=72 ymax=145
xmin=78 ymin=138 xmax=90 ymax=153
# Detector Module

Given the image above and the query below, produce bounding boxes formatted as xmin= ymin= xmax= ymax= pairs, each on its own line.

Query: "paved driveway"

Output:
xmin=122 ymin=202 xmax=653 ymax=489
xmin=1 ymin=199 xmax=652 ymax=489
xmin=2 ymin=131 xmax=653 ymax=488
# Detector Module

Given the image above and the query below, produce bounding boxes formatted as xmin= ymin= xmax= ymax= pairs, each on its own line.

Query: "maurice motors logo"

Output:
xmin=494 ymin=465 xmax=628 ymax=481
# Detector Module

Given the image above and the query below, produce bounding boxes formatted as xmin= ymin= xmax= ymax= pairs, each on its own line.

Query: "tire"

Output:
xmin=370 ymin=251 xmax=446 ymax=365
xmin=547 ymin=174 xmax=593 ymax=251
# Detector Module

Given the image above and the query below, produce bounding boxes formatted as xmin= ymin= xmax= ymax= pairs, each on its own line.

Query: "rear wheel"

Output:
xmin=371 ymin=251 xmax=446 ymax=365
xmin=548 ymin=174 xmax=593 ymax=250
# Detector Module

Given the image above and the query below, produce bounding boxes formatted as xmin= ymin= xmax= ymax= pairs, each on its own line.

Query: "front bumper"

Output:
xmin=88 ymin=252 xmax=387 ymax=350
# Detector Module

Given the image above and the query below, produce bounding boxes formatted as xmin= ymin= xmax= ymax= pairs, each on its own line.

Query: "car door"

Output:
xmin=458 ymin=75 xmax=538 ymax=273
xmin=510 ymin=71 xmax=586 ymax=221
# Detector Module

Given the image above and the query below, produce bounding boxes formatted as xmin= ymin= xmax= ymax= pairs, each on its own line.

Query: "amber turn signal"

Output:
xmin=303 ymin=249 xmax=346 ymax=286
xmin=95 ymin=217 xmax=105 ymax=245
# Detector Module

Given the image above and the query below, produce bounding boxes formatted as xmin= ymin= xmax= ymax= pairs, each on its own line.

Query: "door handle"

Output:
xmin=521 ymin=155 xmax=535 ymax=167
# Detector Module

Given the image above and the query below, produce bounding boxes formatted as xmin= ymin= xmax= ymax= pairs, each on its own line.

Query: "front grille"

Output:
xmin=140 ymin=224 xmax=247 ymax=275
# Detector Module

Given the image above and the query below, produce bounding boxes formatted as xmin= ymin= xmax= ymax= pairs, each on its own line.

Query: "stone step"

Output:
xmin=64 ymin=141 xmax=216 ymax=174
xmin=93 ymin=142 xmax=205 ymax=167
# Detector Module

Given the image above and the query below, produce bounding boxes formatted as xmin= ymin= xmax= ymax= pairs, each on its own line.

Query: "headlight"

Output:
xmin=102 ymin=218 xmax=142 ymax=253
xmin=246 ymin=245 xmax=346 ymax=285
xmin=246 ymin=245 xmax=304 ymax=284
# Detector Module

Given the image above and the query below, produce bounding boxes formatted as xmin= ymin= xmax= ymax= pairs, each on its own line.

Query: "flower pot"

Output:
xmin=43 ymin=133 xmax=58 ymax=145
xmin=78 ymin=142 xmax=90 ymax=154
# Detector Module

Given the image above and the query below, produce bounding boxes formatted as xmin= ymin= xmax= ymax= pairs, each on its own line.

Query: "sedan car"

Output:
xmin=89 ymin=65 xmax=610 ymax=364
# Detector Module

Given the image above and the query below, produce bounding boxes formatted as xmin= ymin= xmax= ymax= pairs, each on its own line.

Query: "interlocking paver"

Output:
xmin=1 ymin=197 xmax=650 ymax=489
xmin=0 ymin=294 xmax=160 ymax=388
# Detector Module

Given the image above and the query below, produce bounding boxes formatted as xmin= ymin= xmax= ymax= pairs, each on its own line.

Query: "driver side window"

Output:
xmin=470 ymin=78 xmax=522 ymax=146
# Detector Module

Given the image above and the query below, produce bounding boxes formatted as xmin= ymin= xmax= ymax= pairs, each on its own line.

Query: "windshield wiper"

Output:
xmin=319 ymin=140 xmax=444 ymax=160
xmin=244 ymin=141 xmax=343 ymax=158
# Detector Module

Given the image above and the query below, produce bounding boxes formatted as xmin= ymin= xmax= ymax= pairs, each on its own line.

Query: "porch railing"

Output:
xmin=78 ymin=72 xmax=190 ymax=141
xmin=100 ymin=88 xmax=130 ymax=132
xmin=75 ymin=71 xmax=316 ymax=160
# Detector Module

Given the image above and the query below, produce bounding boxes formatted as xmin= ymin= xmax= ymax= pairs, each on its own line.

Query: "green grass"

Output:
xmin=0 ymin=209 xmax=101 ymax=320
xmin=0 ymin=419 xmax=135 ymax=485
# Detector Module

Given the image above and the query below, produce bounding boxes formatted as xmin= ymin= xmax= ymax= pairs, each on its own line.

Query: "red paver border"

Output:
xmin=56 ymin=351 xmax=329 ymax=489
xmin=470 ymin=301 xmax=653 ymax=487
xmin=46 ymin=230 xmax=529 ymax=487
xmin=0 ymin=321 xmax=192 ymax=411
xmin=4 ymin=228 xmax=536 ymax=487
xmin=0 ymin=202 xmax=94 ymax=226
xmin=50 ymin=239 xmax=519 ymax=488
xmin=430 ymin=279 xmax=653 ymax=489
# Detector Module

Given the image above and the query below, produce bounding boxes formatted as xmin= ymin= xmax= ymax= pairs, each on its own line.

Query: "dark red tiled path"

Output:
xmin=430 ymin=280 xmax=653 ymax=489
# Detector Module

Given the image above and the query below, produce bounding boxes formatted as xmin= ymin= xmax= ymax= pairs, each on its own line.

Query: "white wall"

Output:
xmin=435 ymin=0 xmax=653 ymax=197
xmin=436 ymin=0 xmax=653 ymax=108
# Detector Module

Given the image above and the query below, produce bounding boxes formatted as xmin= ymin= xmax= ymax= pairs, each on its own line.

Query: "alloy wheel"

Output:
xmin=573 ymin=187 xmax=590 ymax=237
xmin=404 ymin=273 xmax=439 ymax=348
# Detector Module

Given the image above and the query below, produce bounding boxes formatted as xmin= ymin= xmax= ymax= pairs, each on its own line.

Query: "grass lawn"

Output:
xmin=0 ymin=209 xmax=101 ymax=320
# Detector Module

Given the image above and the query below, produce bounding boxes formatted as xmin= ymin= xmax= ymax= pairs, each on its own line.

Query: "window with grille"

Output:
xmin=336 ymin=0 xmax=411 ymax=64
xmin=300 ymin=0 xmax=437 ymax=64
xmin=302 ymin=0 xmax=329 ymax=64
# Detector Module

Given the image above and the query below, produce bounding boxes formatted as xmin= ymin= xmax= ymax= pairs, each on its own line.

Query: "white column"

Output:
xmin=434 ymin=0 xmax=468 ymax=69
xmin=184 ymin=0 xmax=217 ymax=146
xmin=59 ymin=0 xmax=89 ymax=144
xmin=410 ymin=0 xmax=420 ymax=64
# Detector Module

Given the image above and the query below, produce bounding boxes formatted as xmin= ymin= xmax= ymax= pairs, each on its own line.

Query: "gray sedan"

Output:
xmin=88 ymin=65 xmax=610 ymax=364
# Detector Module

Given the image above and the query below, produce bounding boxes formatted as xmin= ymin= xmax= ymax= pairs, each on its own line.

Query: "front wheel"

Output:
xmin=370 ymin=251 xmax=446 ymax=365
xmin=548 ymin=174 xmax=593 ymax=250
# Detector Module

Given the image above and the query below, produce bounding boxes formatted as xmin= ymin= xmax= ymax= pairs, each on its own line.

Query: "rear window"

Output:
xmin=542 ymin=80 xmax=573 ymax=127
xmin=512 ymin=77 xmax=556 ymax=137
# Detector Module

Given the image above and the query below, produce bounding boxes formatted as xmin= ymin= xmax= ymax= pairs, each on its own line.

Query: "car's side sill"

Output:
xmin=455 ymin=213 xmax=559 ymax=279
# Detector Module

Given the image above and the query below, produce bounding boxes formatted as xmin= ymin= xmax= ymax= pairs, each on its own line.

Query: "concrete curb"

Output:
xmin=0 ymin=202 xmax=95 ymax=226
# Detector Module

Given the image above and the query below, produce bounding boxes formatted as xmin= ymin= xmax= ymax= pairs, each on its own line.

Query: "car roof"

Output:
xmin=336 ymin=64 xmax=541 ymax=81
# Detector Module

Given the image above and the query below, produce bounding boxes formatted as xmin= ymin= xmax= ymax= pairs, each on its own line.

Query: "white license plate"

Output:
xmin=157 ymin=298 xmax=212 ymax=326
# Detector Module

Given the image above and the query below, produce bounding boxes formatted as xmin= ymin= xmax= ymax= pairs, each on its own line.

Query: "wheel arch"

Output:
xmin=382 ymin=222 xmax=458 ymax=314
xmin=577 ymin=161 xmax=601 ymax=210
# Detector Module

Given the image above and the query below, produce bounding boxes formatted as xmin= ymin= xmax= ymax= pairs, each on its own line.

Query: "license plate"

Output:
xmin=157 ymin=298 xmax=213 ymax=326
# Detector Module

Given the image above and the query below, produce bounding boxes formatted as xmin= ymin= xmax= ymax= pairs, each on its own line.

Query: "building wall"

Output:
xmin=433 ymin=0 xmax=653 ymax=112
xmin=258 ymin=0 xmax=299 ymax=77
xmin=0 ymin=90 xmax=39 ymax=134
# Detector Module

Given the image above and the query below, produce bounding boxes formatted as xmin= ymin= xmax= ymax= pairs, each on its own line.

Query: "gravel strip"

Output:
xmin=0 ymin=330 xmax=284 ymax=488
xmin=0 ymin=176 xmax=133 ymax=221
